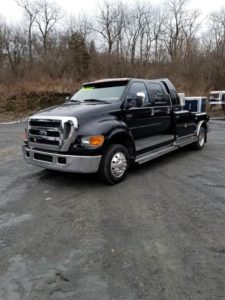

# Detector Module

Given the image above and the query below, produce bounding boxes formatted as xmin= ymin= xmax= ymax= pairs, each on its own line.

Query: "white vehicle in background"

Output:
xmin=209 ymin=91 xmax=225 ymax=106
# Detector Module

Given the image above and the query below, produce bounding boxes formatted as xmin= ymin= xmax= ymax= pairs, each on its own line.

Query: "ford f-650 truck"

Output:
xmin=22 ymin=78 xmax=209 ymax=184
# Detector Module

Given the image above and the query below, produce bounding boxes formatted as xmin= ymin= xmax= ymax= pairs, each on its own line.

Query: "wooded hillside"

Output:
xmin=0 ymin=0 xmax=225 ymax=119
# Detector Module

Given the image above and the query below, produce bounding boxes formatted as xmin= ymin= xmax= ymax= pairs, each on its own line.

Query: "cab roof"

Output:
xmin=83 ymin=78 xmax=131 ymax=85
xmin=83 ymin=77 xmax=171 ymax=85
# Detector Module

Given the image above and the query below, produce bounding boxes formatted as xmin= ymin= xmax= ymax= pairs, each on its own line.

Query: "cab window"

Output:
xmin=127 ymin=82 xmax=149 ymax=106
xmin=147 ymin=83 xmax=170 ymax=106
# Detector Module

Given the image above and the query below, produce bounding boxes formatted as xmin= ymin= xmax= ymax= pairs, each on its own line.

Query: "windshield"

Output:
xmin=209 ymin=93 xmax=220 ymax=99
xmin=70 ymin=81 xmax=128 ymax=103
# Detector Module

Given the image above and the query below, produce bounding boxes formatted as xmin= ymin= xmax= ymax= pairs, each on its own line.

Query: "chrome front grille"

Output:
xmin=29 ymin=120 xmax=61 ymax=147
xmin=28 ymin=116 xmax=78 ymax=151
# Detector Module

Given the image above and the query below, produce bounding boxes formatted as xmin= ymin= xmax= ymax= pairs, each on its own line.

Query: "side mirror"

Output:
xmin=136 ymin=92 xmax=145 ymax=107
xmin=66 ymin=96 xmax=70 ymax=101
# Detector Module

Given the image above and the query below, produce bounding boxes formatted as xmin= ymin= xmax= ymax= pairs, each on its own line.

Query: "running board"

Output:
xmin=135 ymin=145 xmax=177 ymax=164
xmin=174 ymin=135 xmax=198 ymax=147
xmin=135 ymin=135 xmax=198 ymax=165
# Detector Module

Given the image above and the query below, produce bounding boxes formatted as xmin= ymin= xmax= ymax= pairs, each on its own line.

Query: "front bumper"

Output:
xmin=22 ymin=146 xmax=102 ymax=173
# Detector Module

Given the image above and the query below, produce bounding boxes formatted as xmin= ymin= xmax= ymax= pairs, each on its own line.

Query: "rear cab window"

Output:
xmin=147 ymin=82 xmax=171 ymax=106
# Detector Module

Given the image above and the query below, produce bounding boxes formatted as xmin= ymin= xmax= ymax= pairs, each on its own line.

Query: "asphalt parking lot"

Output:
xmin=0 ymin=120 xmax=225 ymax=300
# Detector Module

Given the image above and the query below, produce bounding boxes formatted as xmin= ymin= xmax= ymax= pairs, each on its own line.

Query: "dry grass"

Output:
xmin=0 ymin=78 xmax=224 ymax=122
xmin=0 ymin=79 xmax=75 ymax=122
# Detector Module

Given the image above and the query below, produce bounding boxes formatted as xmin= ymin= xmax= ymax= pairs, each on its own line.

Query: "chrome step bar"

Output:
xmin=135 ymin=145 xmax=177 ymax=164
xmin=135 ymin=135 xmax=198 ymax=164
xmin=174 ymin=135 xmax=198 ymax=147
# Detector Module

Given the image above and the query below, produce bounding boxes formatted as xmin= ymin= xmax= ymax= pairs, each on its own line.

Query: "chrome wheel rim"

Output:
xmin=110 ymin=152 xmax=127 ymax=178
xmin=198 ymin=131 xmax=205 ymax=147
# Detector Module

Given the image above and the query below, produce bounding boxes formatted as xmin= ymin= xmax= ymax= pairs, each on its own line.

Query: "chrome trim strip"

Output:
xmin=28 ymin=142 xmax=60 ymax=151
xmin=174 ymin=110 xmax=190 ymax=114
xmin=130 ymin=123 xmax=161 ymax=130
xmin=194 ymin=113 xmax=207 ymax=116
xmin=209 ymin=101 xmax=225 ymax=105
xmin=29 ymin=116 xmax=78 ymax=128
xmin=29 ymin=134 xmax=60 ymax=142
xmin=128 ymin=105 xmax=171 ymax=110
xmin=29 ymin=126 xmax=60 ymax=132
xmin=176 ymin=133 xmax=196 ymax=140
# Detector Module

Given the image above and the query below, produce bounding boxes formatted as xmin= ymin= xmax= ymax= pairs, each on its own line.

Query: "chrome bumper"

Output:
xmin=22 ymin=146 xmax=102 ymax=173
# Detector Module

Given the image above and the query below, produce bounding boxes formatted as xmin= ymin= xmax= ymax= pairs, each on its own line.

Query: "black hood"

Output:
xmin=33 ymin=101 xmax=122 ymax=119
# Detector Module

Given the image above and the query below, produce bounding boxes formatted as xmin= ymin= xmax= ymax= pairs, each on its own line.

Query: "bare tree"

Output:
xmin=2 ymin=25 xmax=27 ymax=75
xmin=210 ymin=8 xmax=225 ymax=55
xmin=1 ymin=0 xmax=225 ymax=101
xmin=202 ymin=7 xmax=225 ymax=89
xmin=95 ymin=0 xmax=123 ymax=55
xmin=113 ymin=3 xmax=127 ymax=58
xmin=66 ymin=14 xmax=92 ymax=41
xmin=0 ymin=17 xmax=5 ymax=68
xmin=126 ymin=3 xmax=146 ymax=64
xmin=34 ymin=0 xmax=61 ymax=54
xmin=16 ymin=0 xmax=38 ymax=64
xmin=163 ymin=0 xmax=200 ymax=62
xmin=164 ymin=0 xmax=187 ymax=60
xmin=151 ymin=7 xmax=166 ymax=62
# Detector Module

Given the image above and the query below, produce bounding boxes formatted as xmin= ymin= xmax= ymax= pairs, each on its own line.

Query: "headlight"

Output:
xmin=81 ymin=135 xmax=105 ymax=147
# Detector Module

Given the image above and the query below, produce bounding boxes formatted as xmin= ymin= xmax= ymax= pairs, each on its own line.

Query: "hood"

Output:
xmin=33 ymin=101 xmax=122 ymax=119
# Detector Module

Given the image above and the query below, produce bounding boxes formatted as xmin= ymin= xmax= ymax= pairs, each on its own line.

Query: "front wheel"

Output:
xmin=98 ymin=144 xmax=130 ymax=184
xmin=192 ymin=127 xmax=206 ymax=150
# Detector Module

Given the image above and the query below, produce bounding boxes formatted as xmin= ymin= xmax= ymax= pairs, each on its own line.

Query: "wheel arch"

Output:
xmin=197 ymin=121 xmax=208 ymax=142
xmin=106 ymin=130 xmax=136 ymax=159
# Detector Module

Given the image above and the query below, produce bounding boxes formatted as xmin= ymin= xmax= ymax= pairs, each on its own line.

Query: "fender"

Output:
xmin=106 ymin=127 xmax=136 ymax=157
xmin=107 ymin=127 xmax=134 ymax=144
xmin=107 ymin=126 xmax=129 ymax=139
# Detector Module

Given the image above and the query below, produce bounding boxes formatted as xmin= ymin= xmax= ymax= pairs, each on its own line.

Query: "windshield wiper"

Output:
xmin=68 ymin=99 xmax=81 ymax=104
xmin=83 ymin=99 xmax=109 ymax=104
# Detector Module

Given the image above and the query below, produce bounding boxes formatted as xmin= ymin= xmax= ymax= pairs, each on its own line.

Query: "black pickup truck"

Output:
xmin=22 ymin=78 xmax=209 ymax=184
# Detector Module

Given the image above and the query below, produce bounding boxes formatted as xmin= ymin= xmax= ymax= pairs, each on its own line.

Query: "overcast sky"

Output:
xmin=0 ymin=0 xmax=224 ymax=23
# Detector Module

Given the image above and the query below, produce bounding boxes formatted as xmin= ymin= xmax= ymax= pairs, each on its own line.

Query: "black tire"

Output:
xmin=192 ymin=127 xmax=206 ymax=150
xmin=98 ymin=144 xmax=130 ymax=185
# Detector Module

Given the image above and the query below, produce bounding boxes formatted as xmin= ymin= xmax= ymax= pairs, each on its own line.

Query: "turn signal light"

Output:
xmin=89 ymin=135 xmax=104 ymax=146
xmin=81 ymin=135 xmax=105 ymax=147
xmin=23 ymin=128 xmax=28 ymax=142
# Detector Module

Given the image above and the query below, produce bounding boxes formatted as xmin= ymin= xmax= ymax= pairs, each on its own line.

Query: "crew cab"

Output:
xmin=22 ymin=78 xmax=209 ymax=184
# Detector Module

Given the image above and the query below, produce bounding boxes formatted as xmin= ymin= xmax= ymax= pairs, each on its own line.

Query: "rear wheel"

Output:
xmin=192 ymin=127 xmax=206 ymax=150
xmin=98 ymin=144 xmax=130 ymax=184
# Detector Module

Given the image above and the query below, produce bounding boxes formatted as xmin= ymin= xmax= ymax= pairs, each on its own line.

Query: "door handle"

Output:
xmin=150 ymin=108 xmax=154 ymax=116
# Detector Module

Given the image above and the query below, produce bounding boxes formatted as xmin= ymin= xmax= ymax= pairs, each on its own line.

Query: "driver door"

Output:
xmin=125 ymin=81 xmax=153 ymax=139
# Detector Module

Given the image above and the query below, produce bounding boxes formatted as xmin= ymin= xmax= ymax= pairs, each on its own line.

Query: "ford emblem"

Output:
xmin=39 ymin=130 xmax=47 ymax=136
